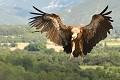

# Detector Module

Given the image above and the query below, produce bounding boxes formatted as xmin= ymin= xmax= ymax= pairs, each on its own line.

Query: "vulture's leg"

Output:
xmin=69 ymin=52 xmax=74 ymax=60
xmin=69 ymin=41 xmax=75 ymax=60
xmin=79 ymin=39 xmax=85 ymax=62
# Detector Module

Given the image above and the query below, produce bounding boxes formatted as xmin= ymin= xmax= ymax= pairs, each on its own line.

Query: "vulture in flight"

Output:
xmin=29 ymin=6 xmax=113 ymax=58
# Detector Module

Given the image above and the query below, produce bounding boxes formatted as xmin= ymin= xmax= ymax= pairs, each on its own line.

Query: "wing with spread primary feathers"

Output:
xmin=29 ymin=6 xmax=71 ymax=47
xmin=83 ymin=5 xmax=113 ymax=55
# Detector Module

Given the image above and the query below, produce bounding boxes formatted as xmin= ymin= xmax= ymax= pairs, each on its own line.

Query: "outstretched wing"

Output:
xmin=29 ymin=6 xmax=71 ymax=46
xmin=83 ymin=5 xmax=113 ymax=55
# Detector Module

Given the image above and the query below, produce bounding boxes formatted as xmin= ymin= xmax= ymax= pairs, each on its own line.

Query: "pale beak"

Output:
xmin=71 ymin=33 xmax=77 ymax=40
xmin=71 ymin=37 xmax=74 ymax=40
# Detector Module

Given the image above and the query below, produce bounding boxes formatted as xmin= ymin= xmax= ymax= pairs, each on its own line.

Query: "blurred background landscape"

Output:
xmin=0 ymin=0 xmax=120 ymax=80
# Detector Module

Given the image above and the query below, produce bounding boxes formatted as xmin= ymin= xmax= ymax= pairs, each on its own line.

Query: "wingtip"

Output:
xmin=33 ymin=6 xmax=36 ymax=9
xmin=100 ymin=5 xmax=109 ymax=14
xmin=103 ymin=11 xmax=112 ymax=15
xmin=32 ymin=6 xmax=37 ymax=9
xmin=105 ymin=5 xmax=108 ymax=11
xmin=107 ymin=5 xmax=108 ymax=8
xmin=32 ymin=6 xmax=46 ymax=14
xmin=29 ymin=12 xmax=43 ymax=15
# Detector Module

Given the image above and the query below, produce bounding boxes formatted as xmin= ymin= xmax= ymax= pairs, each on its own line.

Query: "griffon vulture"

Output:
xmin=29 ymin=6 xmax=113 ymax=58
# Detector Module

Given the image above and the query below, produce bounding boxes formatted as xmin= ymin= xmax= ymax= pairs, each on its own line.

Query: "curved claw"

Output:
xmin=69 ymin=53 xmax=74 ymax=60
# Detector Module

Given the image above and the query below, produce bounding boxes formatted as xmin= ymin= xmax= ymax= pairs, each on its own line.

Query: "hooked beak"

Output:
xmin=71 ymin=37 xmax=74 ymax=40
xmin=57 ymin=28 xmax=60 ymax=31
xmin=71 ymin=33 xmax=77 ymax=40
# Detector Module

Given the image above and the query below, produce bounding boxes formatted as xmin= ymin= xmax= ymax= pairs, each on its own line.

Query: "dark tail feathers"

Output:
xmin=63 ymin=43 xmax=72 ymax=54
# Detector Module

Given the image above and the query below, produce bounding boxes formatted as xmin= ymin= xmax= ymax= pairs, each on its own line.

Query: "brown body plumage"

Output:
xmin=29 ymin=6 xmax=113 ymax=58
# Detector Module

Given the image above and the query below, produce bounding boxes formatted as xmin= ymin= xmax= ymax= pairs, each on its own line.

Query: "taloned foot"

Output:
xmin=80 ymin=53 xmax=85 ymax=65
xmin=69 ymin=53 xmax=74 ymax=60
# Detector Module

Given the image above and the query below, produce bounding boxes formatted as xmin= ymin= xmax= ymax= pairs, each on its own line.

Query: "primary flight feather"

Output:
xmin=29 ymin=5 xmax=113 ymax=58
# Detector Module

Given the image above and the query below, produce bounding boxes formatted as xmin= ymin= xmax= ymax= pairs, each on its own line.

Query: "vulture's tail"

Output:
xmin=72 ymin=50 xmax=81 ymax=57
xmin=63 ymin=43 xmax=72 ymax=53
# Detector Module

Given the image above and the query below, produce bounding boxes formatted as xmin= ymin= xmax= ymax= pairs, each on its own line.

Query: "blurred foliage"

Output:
xmin=0 ymin=45 xmax=120 ymax=80
xmin=0 ymin=25 xmax=120 ymax=80
xmin=0 ymin=25 xmax=47 ymax=43
xmin=9 ymin=43 xmax=17 ymax=47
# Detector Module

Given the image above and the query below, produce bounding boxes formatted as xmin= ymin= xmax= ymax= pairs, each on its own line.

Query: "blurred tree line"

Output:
xmin=0 ymin=25 xmax=47 ymax=43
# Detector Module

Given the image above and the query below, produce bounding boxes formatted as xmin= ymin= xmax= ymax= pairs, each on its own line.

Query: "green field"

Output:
xmin=80 ymin=65 xmax=120 ymax=70
xmin=80 ymin=65 xmax=103 ymax=69
xmin=100 ymin=40 xmax=120 ymax=47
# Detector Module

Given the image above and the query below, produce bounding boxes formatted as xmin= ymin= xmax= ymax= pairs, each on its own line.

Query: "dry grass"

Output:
xmin=10 ymin=43 xmax=29 ymax=51
xmin=46 ymin=40 xmax=63 ymax=52
xmin=7 ymin=39 xmax=120 ymax=51
xmin=9 ymin=40 xmax=63 ymax=52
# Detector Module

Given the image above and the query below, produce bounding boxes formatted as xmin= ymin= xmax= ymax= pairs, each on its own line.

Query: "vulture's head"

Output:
xmin=71 ymin=27 xmax=80 ymax=40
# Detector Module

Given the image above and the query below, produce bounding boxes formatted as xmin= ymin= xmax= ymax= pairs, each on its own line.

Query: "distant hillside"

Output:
xmin=0 ymin=0 xmax=84 ymax=25
xmin=0 ymin=0 xmax=50 ymax=25
xmin=0 ymin=0 xmax=119 ymax=36
xmin=0 ymin=8 xmax=28 ymax=25
xmin=58 ymin=0 xmax=120 ymax=25
xmin=57 ymin=0 xmax=120 ymax=37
